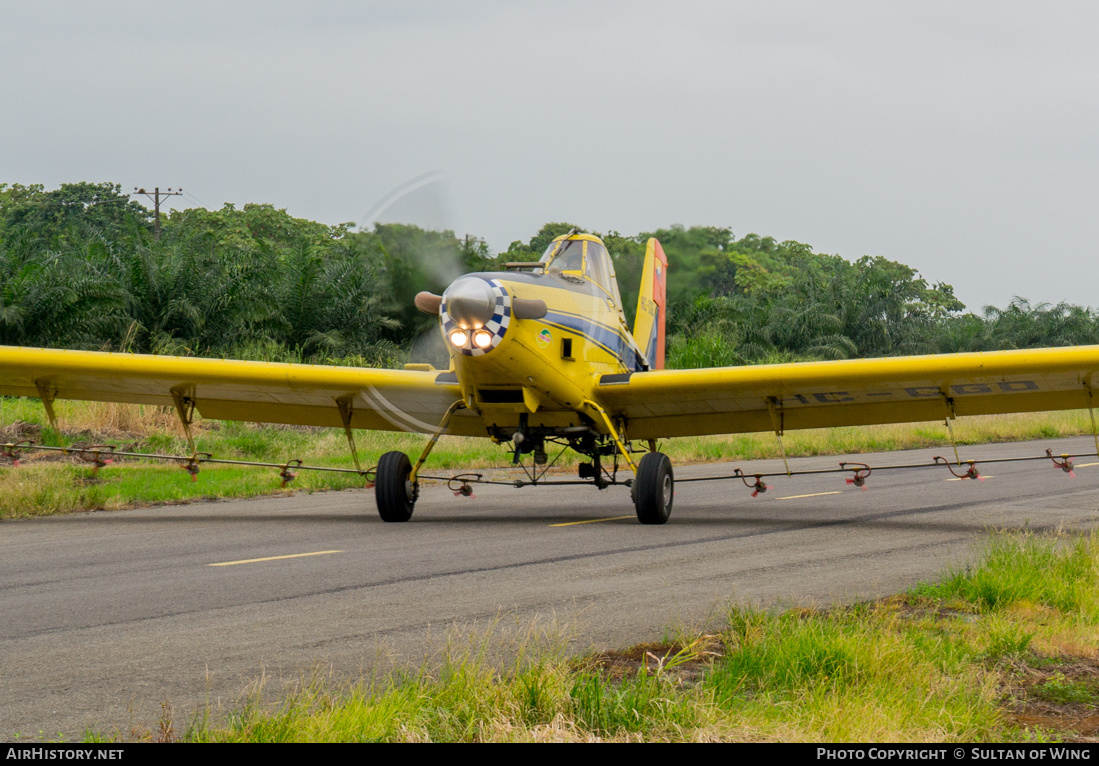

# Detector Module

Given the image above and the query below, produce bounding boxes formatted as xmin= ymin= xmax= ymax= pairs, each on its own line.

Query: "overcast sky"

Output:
xmin=3 ymin=1 xmax=1098 ymax=311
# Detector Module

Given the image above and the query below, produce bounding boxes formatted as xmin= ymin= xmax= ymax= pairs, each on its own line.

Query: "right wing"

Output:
xmin=0 ymin=346 xmax=480 ymax=436
xmin=597 ymin=346 xmax=1099 ymax=440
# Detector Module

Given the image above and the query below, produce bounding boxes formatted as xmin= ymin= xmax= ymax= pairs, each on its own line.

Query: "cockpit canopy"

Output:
xmin=539 ymin=235 xmax=623 ymax=306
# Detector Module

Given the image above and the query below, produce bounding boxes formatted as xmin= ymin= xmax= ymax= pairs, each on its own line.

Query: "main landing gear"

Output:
xmin=372 ymin=400 xmax=675 ymax=524
xmin=374 ymin=446 xmax=675 ymax=524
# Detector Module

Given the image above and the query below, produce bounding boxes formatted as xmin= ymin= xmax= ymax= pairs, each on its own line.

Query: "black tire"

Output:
xmin=376 ymin=451 xmax=417 ymax=522
xmin=633 ymin=452 xmax=673 ymax=525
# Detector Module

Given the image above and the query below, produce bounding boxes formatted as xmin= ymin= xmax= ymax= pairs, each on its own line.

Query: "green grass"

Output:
xmin=93 ymin=530 xmax=1099 ymax=743
xmin=912 ymin=533 xmax=1099 ymax=619
xmin=1033 ymin=674 xmax=1097 ymax=706
xmin=698 ymin=605 xmax=1000 ymax=741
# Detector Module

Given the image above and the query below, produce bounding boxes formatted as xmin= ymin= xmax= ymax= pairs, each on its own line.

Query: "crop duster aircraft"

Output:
xmin=4 ymin=231 xmax=1099 ymax=523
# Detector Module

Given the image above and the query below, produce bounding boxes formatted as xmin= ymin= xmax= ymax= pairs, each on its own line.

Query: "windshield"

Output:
xmin=540 ymin=239 xmax=582 ymax=272
xmin=540 ymin=237 xmax=621 ymax=304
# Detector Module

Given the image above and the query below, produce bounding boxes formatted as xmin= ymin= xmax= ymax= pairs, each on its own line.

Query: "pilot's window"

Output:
xmin=544 ymin=239 xmax=584 ymax=273
xmin=557 ymin=248 xmax=584 ymax=272
xmin=608 ymin=266 xmax=624 ymax=307
xmin=583 ymin=242 xmax=615 ymax=297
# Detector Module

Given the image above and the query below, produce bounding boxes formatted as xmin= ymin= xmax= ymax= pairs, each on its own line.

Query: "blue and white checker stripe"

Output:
xmin=440 ymin=279 xmax=512 ymax=356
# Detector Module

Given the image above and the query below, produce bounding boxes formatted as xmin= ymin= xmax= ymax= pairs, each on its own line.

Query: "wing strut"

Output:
xmin=336 ymin=395 xmax=364 ymax=474
xmin=941 ymin=394 xmax=961 ymax=465
xmin=1086 ymin=383 xmax=1099 ymax=458
xmin=766 ymin=397 xmax=791 ymax=476
xmin=34 ymin=380 xmax=60 ymax=433
xmin=170 ymin=385 xmax=198 ymax=455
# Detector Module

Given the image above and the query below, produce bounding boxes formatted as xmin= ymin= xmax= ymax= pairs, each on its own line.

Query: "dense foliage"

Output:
xmin=3 ymin=182 xmax=1097 ymax=369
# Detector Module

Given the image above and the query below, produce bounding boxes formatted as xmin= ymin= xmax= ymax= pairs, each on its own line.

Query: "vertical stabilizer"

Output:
xmin=631 ymin=238 xmax=668 ymax=370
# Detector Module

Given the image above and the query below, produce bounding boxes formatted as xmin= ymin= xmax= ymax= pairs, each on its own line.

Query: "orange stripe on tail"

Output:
xmin=631 ymin=238 xmax=668 ymax=370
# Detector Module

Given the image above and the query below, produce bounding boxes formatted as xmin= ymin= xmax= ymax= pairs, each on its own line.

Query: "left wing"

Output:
xmin=0 ymin=346 xmax=480 ymax=436
xmin=597 ymin=346 xmax=1099 ymax=440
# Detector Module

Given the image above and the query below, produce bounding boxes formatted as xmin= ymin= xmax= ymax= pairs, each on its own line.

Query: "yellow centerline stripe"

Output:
xmin=209 ymin=550 xmax=343 ymax=567
xmin=778 ymin=491 xmax=842 ymax=500
xmin=947 ymin=476 xmax=993 ymax=481
xmin=551 ymin=516 xmax=634 ymax=527
xmin=1075 ymin=462 xmax=1099 ymax=468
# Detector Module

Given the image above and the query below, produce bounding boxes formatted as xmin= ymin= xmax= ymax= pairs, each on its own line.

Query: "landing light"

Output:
xmin=473 ymin=329 xmax=493 ymax=348
xmin=449 ymin=330 xmax=468 ymax=347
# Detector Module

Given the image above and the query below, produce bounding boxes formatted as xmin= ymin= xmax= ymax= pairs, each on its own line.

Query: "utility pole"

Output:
xmin=132 ymin=187 xmax=183 ymax=241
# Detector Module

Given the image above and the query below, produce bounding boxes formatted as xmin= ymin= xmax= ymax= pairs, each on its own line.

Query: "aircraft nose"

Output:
xmin=443 ymin=277 xmax=495 ymax=328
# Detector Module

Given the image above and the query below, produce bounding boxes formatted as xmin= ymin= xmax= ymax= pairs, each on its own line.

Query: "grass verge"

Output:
xmin=3 ymin=399 xmax=1097 ymax=519
xmin=105 ymin=530 xmax=1099 ymax=742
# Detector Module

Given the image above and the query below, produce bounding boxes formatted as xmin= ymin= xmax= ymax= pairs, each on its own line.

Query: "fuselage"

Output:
xmin=437 ymin=234 xmax=646 ymax=435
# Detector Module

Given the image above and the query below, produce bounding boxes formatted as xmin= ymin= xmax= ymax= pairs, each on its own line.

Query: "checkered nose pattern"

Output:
xmin=440 ymin=278 xmax=512 ymax=356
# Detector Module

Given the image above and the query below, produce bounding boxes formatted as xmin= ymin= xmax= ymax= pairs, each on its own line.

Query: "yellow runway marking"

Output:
xmin=778 ymin=491 xmax=841 ymax=500
xmin=1075 ymin=462 xmax=1099 ymax=468
xmin=947 ymin=476 xmax=993 ymax=482
xmin=551 ymin=516 xmax=634 ymax=527
xmin=209 ymin=550 xmax=343 ymax=567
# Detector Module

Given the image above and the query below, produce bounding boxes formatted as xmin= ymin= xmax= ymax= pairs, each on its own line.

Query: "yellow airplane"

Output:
xmin=3 ymin=230 xmax=1099 ymax=524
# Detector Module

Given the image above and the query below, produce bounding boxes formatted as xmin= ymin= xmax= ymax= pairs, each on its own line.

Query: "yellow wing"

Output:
xmin=0 ymin=346 xmax=478 ymax=436
xmin=597 ymin=346 xmax=1099 ymax=440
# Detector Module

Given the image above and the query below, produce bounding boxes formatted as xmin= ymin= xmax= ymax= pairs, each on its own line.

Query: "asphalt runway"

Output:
xmin=3 ymin=436 xmax=1099 ymax=739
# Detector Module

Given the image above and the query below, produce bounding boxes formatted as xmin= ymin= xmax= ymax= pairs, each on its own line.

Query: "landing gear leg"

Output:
xmin=633 ymin=452 xmax=673 ymax=525
xmin=580 ymin=399 xmax=671 ymax=523
xmin=375 ymin=400 xmax=465 ymax=523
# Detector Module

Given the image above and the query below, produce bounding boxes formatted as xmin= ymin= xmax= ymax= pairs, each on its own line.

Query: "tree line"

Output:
xmin=2 ymin=182 xmax=1096 ymax=370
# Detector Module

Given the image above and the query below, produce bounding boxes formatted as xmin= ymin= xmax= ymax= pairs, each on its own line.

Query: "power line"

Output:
xmin=181 ymin=189 xmax=208 ymax=208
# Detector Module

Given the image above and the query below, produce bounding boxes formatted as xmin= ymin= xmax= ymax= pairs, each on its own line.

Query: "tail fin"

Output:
xmin=631 ymin=238 xmax=668 ymax=370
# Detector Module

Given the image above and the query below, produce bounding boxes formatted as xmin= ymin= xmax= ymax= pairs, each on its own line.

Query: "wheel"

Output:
xmin=633 ymin=452 xmax=673 ymax=524
xmin=375 ymin=451 xmax=417 ymax=522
